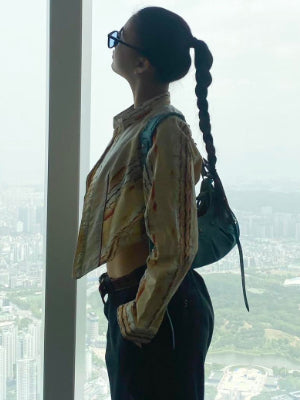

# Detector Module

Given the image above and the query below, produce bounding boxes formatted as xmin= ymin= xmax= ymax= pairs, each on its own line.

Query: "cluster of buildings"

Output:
xmin=0 ymin=185 xmax=300 ymax=399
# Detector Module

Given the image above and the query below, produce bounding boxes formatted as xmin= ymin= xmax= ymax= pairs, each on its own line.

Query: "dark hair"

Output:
xmin=131 ymin=6 xmax=217 ymax=176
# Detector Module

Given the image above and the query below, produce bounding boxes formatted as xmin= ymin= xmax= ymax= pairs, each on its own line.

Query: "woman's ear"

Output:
xmin=134 ymin=57 xmax=152 ymax=75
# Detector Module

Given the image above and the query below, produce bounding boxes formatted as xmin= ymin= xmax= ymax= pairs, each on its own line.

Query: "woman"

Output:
xmin=72 ymin=6 xmax=215 ymax=400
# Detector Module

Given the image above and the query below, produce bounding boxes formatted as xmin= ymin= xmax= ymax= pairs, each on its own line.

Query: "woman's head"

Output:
xmin=111 ymin=16 xmax=155 ymax=85
xmin=111 ymin=6 xmax=217 ymax=172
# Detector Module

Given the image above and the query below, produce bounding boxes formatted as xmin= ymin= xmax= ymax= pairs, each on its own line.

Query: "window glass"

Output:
xmin=84 ymin=1 xmax=300 ymax=399
xmin=0 ymin=1 xmax=47 ymax=399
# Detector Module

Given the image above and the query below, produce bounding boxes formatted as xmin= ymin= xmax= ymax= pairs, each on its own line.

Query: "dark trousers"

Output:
xmin=98 ymin=263 xmax=214 ymax=400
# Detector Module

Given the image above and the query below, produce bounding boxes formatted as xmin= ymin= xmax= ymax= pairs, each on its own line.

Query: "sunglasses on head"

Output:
xmin=107 ymin=28 xmax=148 ymax=57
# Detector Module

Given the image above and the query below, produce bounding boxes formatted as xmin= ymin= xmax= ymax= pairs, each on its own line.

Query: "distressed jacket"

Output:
xmin=71 ymin=91 xmax=203 ymax=342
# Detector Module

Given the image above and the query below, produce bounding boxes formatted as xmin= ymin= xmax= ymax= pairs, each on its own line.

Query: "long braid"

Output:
xmin=192 ymin=37 xmax=231 ymax=212
xmin=192 ymin=38 xmax=216 ymax=173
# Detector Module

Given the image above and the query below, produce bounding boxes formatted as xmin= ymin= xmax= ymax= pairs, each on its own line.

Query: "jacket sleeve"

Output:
xmin=116 ymin=116 xmax=201 ymax=343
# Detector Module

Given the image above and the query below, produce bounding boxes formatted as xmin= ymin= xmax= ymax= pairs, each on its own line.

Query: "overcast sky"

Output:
xmin=1 ymin=0 xmax=299 ymax=189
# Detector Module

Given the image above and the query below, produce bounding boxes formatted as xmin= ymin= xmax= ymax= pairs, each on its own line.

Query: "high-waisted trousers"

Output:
xmin=98 ymin=263 xmax=214 ymax=400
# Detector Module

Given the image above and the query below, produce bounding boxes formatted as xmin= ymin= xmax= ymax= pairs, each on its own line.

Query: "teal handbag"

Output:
xmin=139 ymin=111 xmax=250 ymax=312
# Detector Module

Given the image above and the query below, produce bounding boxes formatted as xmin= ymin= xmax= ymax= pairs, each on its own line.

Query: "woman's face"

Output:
xmin=111 ymin=16 xmax=154 ymax=83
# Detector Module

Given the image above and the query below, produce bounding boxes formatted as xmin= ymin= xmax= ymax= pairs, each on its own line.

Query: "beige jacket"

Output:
xmin=72 ymin=91 xmax=203 ymax=342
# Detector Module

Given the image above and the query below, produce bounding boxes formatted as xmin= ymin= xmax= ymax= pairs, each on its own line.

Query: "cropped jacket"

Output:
xmin=71 ymin=91 xmax=203 ymax=343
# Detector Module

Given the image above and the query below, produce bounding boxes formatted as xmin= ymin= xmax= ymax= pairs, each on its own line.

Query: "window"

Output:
xmin=0 ymin=1 xmax=298 ymax=399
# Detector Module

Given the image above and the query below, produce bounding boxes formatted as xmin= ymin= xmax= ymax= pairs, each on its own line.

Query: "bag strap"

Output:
xmin=140 ymin=111 xmax=186 ymax=162
xmin=229 ymin=210 xmax=249 ymax=311
xmin=236 ymin=235 xmax=249 ymax=311
xmin=139 ymin=111 xmax=186 ymax=255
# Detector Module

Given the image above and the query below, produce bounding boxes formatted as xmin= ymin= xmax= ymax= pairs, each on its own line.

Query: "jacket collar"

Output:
xmin=113 ymin=91 xmax=171 ymax=137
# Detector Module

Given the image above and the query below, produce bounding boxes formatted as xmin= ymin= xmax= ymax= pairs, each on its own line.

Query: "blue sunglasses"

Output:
xmin=107 ymin=28 xmax=148 ymax=57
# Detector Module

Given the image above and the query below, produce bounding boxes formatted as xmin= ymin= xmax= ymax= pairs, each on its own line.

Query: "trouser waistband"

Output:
xmin=98 ymin=263 xmax=147 ymax=305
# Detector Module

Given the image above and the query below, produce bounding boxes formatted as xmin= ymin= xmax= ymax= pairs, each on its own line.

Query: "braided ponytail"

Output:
xmin=192 ymin=38 xmax=231 ymax=211
xmin=192 ymin=39 xmax=216 ymax=174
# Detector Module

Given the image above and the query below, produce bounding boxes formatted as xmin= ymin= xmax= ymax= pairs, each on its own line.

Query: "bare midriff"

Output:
xmin=106 ymin=237 xmax=149 ymax=279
